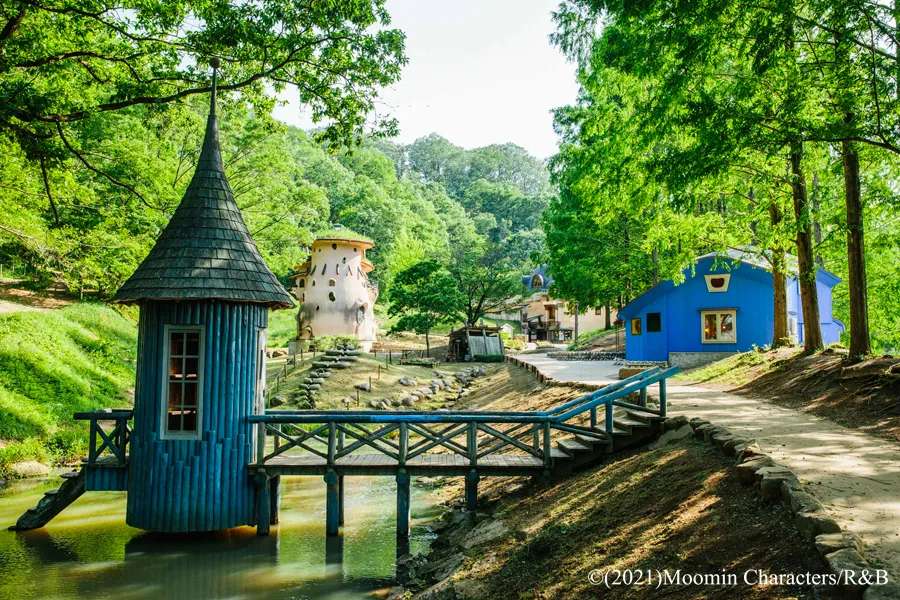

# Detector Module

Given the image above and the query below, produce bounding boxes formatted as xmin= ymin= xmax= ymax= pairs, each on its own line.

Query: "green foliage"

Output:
xmin=473 ymin=354 xmax=504 ymax=363
xmin=267 ymin=307 xmax=299 ymax=348
xmin=389 ymin=260 xmax=460 ymax=352
xmin=309 ymin=335 xmax=360 ymax=351
xmin=504 ymin=339 xmax=527 ymax=351
xmin=0 ymin=303 xmax=137 ymax=476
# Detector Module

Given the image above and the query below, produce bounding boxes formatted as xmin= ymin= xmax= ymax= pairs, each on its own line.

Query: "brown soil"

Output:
xmin=683 ymin=347 xmax=900 ymax=443
xmin=427 ymin=440 xmax=830 ymax=600
xmin=0 ymin=278 xmax=74 ymax=313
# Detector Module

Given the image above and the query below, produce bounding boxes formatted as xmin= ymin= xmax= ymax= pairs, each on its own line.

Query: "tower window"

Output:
xmin=321 ymin=264 xmax=327 ymax=275
xmin=329 ymin=291 xmax=336 ymax=302
xmin=162 ymin=326 xmax=204 ymax=439
xmin=342 ymin=257 xmax=346 ymax=264
xmin=298 ymin=279 xmax=305 ymax=288
xmin=329 ymin=279 xmax=336 ymax=286
xmin=354 ymin=248 xmax=357 ymax=252
xmin=332 ymin=243 xmax=337 ymax=250
xmin=312 ymin=280 xmax=316 ymax=286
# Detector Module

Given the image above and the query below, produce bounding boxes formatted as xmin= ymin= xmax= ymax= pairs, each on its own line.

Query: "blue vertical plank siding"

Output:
xmin=126 ymin=300 xmax=267 ymax=532
xmin=621 ymin=254 xmax=845 ymax=362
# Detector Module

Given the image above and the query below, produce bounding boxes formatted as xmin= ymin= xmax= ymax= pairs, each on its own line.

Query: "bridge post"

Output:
xmin=465 ymin=470 xmax=480 ymax=512
xmin=639 ymin=387 xmax=647 ymax=407
xmin=396 ymin=470 xmax=411 ymax=537
xmin=325 ymin=470 xmax=341 ymax=536
xmin=659 ymin=378 xmax=667 ymax=417
xmin=269 ymin=475 xmax=281 ymax=525
xmin=255 ymin=471 xmax=271 ymax=536
xmin=338 ymin=428 xmax=345 ymax=526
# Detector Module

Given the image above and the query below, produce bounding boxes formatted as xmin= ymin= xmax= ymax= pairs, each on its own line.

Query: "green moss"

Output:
xmin=0 ymin=303 xmax=137 ymax=477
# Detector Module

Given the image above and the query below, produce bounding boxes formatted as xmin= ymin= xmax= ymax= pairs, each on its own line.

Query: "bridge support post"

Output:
xmin=325 ymin=470 xmax=341 ymax=536
xmin=639 ymin=387 xmax=647 ymax=407
xmin=338 ymin=475 xmax=345 ymax=526
xmin=396 ymin=470 xmax=411 ymax=538
xmin=255 ymin=471 xmax=271 ymax=536
xmin=465 ymin=470 xmax=480 ymax=512
xmin=659 ymin=379 xmax=667 ymax=417
xmin=269 ymin=475 xmax=281 ymax=525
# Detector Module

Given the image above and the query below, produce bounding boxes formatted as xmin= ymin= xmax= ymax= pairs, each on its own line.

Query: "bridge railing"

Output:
xmin=74 ymin=409 xmax=133 ymax=467
xmin=249 ymin=366 xmax=679 ymax=470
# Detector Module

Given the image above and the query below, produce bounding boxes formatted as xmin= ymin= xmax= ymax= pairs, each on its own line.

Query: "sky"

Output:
xmin=271 ymin=0 xmax=580 ymax=160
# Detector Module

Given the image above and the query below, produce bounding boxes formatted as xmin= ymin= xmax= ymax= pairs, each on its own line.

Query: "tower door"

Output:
xmin=255 ymin=328 xmax=267 ymax=415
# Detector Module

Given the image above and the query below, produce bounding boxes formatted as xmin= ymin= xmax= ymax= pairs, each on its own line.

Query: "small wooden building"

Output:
xmin=447 ymin=327 xmax=504 ymax=362
xmin=110 ymin=65 xmax=294 ymax=532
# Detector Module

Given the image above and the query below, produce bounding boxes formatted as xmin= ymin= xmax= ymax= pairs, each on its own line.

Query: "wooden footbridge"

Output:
xmin=12 ymin=366 xmax=678 ymax=538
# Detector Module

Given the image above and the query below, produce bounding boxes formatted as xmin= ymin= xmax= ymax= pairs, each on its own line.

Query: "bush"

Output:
xmin=504 ymin=339 xmax=526 ymax=351
xmin=473 ymin=354 xmax=504 ymax=363
xmin=536 ymin=341 xmax=555 ymax=348
xmin=309 ymin=335 xmax=359 ymax=351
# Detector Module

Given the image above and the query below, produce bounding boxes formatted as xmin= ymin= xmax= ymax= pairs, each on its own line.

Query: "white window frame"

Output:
xmin=700 ymin=309 xmax=737 ymax=344
xmin=160 ymin=324 xmax=205 ymax=440
xmin=704 ymin=273 xmax=731 ymax=293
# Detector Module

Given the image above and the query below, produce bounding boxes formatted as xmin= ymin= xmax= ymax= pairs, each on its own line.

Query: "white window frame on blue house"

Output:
xmin=700 ymin=309 xmax=737 ymax=344
xmin=160 ymin=324 xmax=205 ymax=440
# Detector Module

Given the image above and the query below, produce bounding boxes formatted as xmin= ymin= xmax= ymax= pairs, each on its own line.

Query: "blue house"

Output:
xmin=618 ymin=249 xmax=844 ymax=368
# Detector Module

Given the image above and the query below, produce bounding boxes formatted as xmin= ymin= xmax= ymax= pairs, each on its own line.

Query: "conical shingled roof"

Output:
xmin=111 ymin=71 xmax=294 ymax=309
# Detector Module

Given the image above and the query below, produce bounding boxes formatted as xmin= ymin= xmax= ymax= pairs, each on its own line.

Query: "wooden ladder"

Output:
xmin=8 ymin=469 xmax=86 ymax=531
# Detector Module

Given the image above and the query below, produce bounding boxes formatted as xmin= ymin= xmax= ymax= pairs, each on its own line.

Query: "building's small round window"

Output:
xmin=328 ymin=292 xmax=336 ymax=302
xmin=316 ymin=305 xmax=320 ymax=311
xmin=342 ymin=257 xmax=346 ymax=264
xmin=332 ymin=243 xmax=337 ymax=250
xmin=354 ymin=248 xmax=357 ymax=252
xmin=329 ymin=279 xmax=336 ymax=286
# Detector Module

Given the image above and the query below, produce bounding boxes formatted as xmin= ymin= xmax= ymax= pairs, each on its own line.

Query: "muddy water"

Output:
xmin=0 ymin=475 xmax=441 ymax=599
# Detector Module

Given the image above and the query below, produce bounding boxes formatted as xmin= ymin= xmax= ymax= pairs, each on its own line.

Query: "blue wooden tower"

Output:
xmin=108 ymin=60 xmax=294 ymax=532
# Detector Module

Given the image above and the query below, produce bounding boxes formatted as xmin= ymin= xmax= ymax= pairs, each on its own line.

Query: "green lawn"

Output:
xmin=0 ymin=303 xmax=138 ymax=476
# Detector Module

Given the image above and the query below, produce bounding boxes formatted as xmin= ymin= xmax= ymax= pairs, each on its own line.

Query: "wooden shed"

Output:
xmin=447 ymin=326 xmax=504 ymax=362
xmin=109 ymin=64 xmax=294 ymax=532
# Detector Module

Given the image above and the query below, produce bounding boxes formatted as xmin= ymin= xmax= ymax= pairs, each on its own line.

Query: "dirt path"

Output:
xmin=0 ymin=279 xmax=73 ymax=314
xmin=513 ymin=354 xmax=900 ymax=580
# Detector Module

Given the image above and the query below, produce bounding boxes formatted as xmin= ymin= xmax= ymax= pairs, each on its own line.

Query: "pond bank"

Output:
xmin=395 ymin=438 xmax=838 ymax=600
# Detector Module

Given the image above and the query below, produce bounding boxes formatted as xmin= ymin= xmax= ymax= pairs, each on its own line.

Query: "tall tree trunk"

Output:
xmin=842 ymin=138 xmax=871 ymax=360
xmin=573 ymin=302 xmax=579 ymax=341
xmin=769 ymin=203 xmax=790 ymax=347
xmin=790 ymin=142 xmax=824 ymax=352
xmin=605 ymin=302 xmax=612 ymax=330
xmin=812 ymin=173 xmax=824 ymax=267
xmin=425 ymin=327 xmax=431 ymax=357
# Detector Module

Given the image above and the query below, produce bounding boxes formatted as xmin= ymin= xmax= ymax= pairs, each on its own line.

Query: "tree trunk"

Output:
xmin=425 ymin=327 xmax=431 ymax=357
xmin=842 ymin=139 xmax=871 ymax=360
xmin=812 ymin=173 xmax=824 ymax=267
xmin=573 ymin=302 xmax=579 ymax=341
xmin=769 ymin=203 xmax=790 ymax=347
xmin=790 ymin=142 xmax=824 ymax=352
xmin=605 ymin=302 xmax=612 ymax=330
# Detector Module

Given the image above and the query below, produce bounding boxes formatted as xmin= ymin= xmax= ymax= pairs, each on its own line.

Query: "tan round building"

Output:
xmin=292 ymin=227 xmax=379 ymax=351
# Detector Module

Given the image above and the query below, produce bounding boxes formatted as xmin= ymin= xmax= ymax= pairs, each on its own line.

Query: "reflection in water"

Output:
xmin=0 ymin=475 xmax=441 ymax=599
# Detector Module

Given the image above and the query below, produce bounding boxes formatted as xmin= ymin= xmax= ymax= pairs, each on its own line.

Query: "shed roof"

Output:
xmin=111 ymin=73 xmax=293 ymax=309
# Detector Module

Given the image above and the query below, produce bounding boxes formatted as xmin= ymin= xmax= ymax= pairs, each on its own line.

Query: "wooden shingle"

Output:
xmin=111 ymin=107 xmax=294 ymax=309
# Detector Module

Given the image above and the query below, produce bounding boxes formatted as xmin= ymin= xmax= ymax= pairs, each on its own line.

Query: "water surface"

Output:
xmin=0 ymin=474 xmax=440 ymax=599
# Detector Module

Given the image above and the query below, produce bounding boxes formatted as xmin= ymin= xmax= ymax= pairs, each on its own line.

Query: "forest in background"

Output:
xmin=543 ymin=0 xmax=900 ymax=356
xmin=0 ymin=99 xmax=550 ymax=321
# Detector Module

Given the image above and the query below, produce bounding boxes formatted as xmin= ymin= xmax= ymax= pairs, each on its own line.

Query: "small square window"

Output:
xmin=647 ymin=312 xmax=661 ymax=332
xmin=701 ymin=310 xmax=737 ymax=344
xmin=631 ymin=318 xmax=642 ymax=336
xmin=163 ymin=326 xmax=204 ymax=438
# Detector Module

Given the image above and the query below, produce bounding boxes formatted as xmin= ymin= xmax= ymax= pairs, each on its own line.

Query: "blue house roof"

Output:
xmin=619 ymin=248 xmax=841 ymax=320
xmin=523 ymin=265 xmax=553 ymax=290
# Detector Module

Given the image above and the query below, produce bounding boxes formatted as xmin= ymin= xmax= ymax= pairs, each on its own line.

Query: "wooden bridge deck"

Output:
xmin=251 ymin=452 xmax=559 ymax=477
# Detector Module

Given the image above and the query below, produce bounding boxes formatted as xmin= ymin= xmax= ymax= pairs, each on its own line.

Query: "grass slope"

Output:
xmin=0 ymin=303 xmax=137 ymax=475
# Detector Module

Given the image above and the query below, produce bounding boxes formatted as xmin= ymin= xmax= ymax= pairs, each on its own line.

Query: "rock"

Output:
xmin=454 ymin=578 xmax=490 ymax=600
xmin=356 ymin=381 xmax=371 ymax=392
xmin=735 ymin=442 xmax=763 ymax=464
xmin=735 ymin=456 xmax=776 ymax=484
xmin=11 ymin=461 xmax=50 ymax=477
xmin=461 ymin=518 xmax=510 ymax=549
xmin=689 ymin=417 xmax=711 ymax=429
xmin=417 ymin=577 xmax=457 ymax=600
xmin=759 ymin=468 xmax=799 ymax=501
xmin=391 ymin=398 xmax=402 ymax=407
xmin=816 ymin=532 xmax=865 ymax=557
xmin=271 ymin=348 xmax=288 ymax=357
xmin=864 ymin=580 xmax=900 ymax=600
xmin=368 ymin=399 xmax=380 ymax=409
xmin=703 ymin=426 xmax=727 ymax=442
xmin=711 ymin=431 xmax=735 ymax=449
xmin=307 ymin=384 xmax=320 ymax=391
xmin=402 ymin=396 xmax=417 ymax=407
xmin=442 ymin=379 xmax=454 ymax=388
xmin=789 ymin=490 xmax=825 ymax=515
xmin=269 ymin=395 xmax=287 ymax=407
xmin=722 ymin=437 xmax=751 ymax=456
xmin=649 ymin=425 xmax=692 ymax=449
xmin=398 ymin=376 xmax=417 ymax=387
xmin=332 ymin=361 xmax=351 ymax=369
xmin=825 ymin=548 xmax=874 ymax=599
xmin=796 ymin=511 xmax=842 ymax=540
xmin=311 ymin=378 xmax=324 ymax=384
xmin=341 ymin=397 xmax=353 ymax=405
xmin=693 ymin=423 xmax=717 ymax=439
xmin=420 ymin=553 xmax=465 ymax=582
xmin=665 ymin=415 xmax=689 ymax=430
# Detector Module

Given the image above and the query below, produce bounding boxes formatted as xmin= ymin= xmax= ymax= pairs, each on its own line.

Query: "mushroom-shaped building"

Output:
xmin=291 ymin=227 xmax=379 ymax=351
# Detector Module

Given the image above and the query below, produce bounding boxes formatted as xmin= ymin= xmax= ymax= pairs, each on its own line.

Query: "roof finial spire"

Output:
xmin=209 ymin=57 xmax=221 ymax=117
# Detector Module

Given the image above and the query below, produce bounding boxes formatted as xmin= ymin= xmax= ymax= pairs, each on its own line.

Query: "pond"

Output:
xmin=0 ymin=474 xmax=441 ymax=599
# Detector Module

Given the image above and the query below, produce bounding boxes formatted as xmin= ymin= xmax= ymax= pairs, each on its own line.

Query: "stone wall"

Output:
xmin=668 ymin=351 xmax=736 ymax=370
